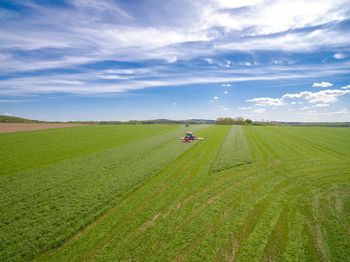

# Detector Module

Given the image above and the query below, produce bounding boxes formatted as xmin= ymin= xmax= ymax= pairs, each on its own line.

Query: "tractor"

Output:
xmin=181 ymin=132 xmax=204 ymax=143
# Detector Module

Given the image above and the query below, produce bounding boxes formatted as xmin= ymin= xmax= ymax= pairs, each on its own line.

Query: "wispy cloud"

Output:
xmin=282 ymin=89 xmax=350 ymax=104
xmin=247 ymin=97 xmax=284 ymax=106
xmin=246 ymin=85 xmax=350 ymax=111
xmin=312 ymin=82 xmax=333 ymax=88
xmin=0 ymin=1 xmax=350 ymax=121
xmin=334 ymin=53 xmax=347 ymax=59
xmin=253 ymin=108 xmax=266 ymax=113
xmin=0 ymin=0 xmax=350 ymax=75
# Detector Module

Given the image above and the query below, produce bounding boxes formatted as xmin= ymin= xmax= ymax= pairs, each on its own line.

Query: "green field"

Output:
xmin=1 ymin=125 xmax=350 ymax=261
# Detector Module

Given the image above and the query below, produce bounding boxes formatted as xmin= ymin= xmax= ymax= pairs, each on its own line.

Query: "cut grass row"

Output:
xmin=0 ymin=124 xmax=178 ymax=176
xmin=0 ymin=125 xmax=206 ymax=261
xmin=211 ymin=125 xmax=252 ymax=172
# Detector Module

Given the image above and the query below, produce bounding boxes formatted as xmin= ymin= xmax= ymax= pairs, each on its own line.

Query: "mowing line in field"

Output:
xmin=0 ymin=125 xmax=208 ymax=261
xmin=211 ymin=126 xmax=252 ymax=172
xmin=0 ymin=124 xmax=180 ymax=176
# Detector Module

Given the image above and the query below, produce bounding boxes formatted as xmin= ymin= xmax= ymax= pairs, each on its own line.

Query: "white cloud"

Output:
xmin=173 ymin=102 xmax=177 ymax=106
xmin=215 ymin=0 xmax=262 ymax=9
xmin=238 ymin=107 xmax=252 ymax=110
xmin=204 ymin=58 xmax=213 ymax=64
xmin=341 ymin=85 xmax=350 ymax=89
xmin=253 ymin=108 xmax=266 ymax=113
xmin=282 ymin=89 xmax=350 ymax=104
xmin=51 ymin=80 xmax=84 ymax=85
xmin=97 ymin=75 xmax=130 ymax=80
xmin=0 ymin=1 xmax=350 ymax=98
xmin=206 ymin=0 xmax=349 ymax=36
xmin=164 ymin=56 xmax=178 ymax=63
xmin=334 ymin=53 xmax=346 ymax=59
xmin=224 ymin=90 xmax=228 ymax=94
xmin=312 ymin=81 xmax=333 ymax=88
xmin=243 ymin=87 xmax=349 ymax=118
xmin=217 ymin=29 xmax=350 ymax=52
xmin=214 ymin=96 xmax=219 ymax=101
xmin=247 ymin=97 xmax=284 ymax=106
xmin=0 ymin=71 xmax=327 ymax=95
xmin=4 ymin=112 xmax=11 ymax=116
xmin=0 ymin=0 xmax=349 ymax=76
xmin=313 ymin=103 xmax=329 ymax=107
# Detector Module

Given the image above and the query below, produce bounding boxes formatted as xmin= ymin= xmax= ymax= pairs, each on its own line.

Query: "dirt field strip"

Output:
xmin=0 ymin=123 xmax=85 ymax=133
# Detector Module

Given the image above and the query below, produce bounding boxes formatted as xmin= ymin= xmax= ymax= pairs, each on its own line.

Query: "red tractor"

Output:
xmin=181 ymin=132 xmax=204 ymax=143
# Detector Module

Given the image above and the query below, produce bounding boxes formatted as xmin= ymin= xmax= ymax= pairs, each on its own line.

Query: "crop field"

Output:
xmin=0 ymin=123 xmax=83 ymax=134
xmin=1 ymin=125 xmax=350 ymax=261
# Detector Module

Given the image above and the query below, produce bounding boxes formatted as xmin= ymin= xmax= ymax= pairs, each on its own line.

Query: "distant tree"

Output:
xmin=216 ymin=116 xmax=254 ymax=125
xmin=245 ymin=119 xmax=253 ymax=125
xmin=215 ymin=117 xmax=224 ymax=124
xmin=125 ymin=120 xmax=138 ymax=125
xmin=233 ymin=117 xmax=245 ymax=125
xmin=216 ymin=117 xmax=234 ymax=125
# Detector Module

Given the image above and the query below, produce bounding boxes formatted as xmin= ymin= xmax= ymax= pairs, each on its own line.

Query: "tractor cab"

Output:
xmin=185 ymin=132 xmax=194 ymax=140
xmin=181 ymin=131 xmax=203 ymax=143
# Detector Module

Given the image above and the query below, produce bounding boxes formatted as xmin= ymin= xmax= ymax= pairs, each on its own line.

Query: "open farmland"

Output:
xmin=0 ymin=123 xmax=84 ymax=133
xmin=1 ymin=125 xmax=350 ymax=261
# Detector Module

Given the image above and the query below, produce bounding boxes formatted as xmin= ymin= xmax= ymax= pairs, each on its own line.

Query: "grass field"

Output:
xmin=1 ymin=125 xmax=350 ymax=261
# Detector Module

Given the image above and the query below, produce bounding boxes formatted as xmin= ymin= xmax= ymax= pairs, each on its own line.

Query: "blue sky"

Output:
xmin=0 ymin=0 xmax=350 ymax=121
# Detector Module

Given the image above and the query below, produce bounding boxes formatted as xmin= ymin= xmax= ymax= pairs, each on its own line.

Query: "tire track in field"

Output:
xmin=264 ymin=164 xmax=350 ymax=261
xmin=232 ymin=177 xmax=301 ymax=261
xmin=174 ymin=165 xmax=284 ymax=261
xmin=277 ymin=129 xmax=344 ymax=160
xmin=177 ymin=162 xmax=292 ymax=261
xmin=244 ymin=127 xmax=276 ymax=162
xmin=309 ymin=184 xmax=350 ymax=261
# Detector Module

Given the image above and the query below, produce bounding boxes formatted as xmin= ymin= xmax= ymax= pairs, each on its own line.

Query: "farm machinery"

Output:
xmin=181 ymin=132 xmax=204 ymax=143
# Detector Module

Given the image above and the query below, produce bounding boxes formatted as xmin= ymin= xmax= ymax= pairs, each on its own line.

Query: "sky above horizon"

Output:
xmin=1 ymin=0 xmax=350 ymax=121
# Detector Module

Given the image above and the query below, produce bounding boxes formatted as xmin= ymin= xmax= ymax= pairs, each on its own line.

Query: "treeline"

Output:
xmin=215 ymin=117 xmax=253 ymax=125
xmin=66 ymin=119 xmax=215 ymax=125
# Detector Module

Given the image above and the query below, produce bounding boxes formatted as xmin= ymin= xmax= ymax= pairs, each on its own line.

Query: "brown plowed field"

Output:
xmin=0 ymin=123 xmax=84 ymax=133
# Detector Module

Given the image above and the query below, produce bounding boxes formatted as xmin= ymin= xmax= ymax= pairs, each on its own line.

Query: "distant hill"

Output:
xmin=97 ymin=119 xmax=215 ymax=125
xmin=256 ymin=121 xmax=350 ymax=127
xmin=121 ymin=119 xmax=215 ymax=125
xmin=1 ymin=115 xmax=348 ymax=127
xmin=0 ymin=115 xmax=38 ymax=123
